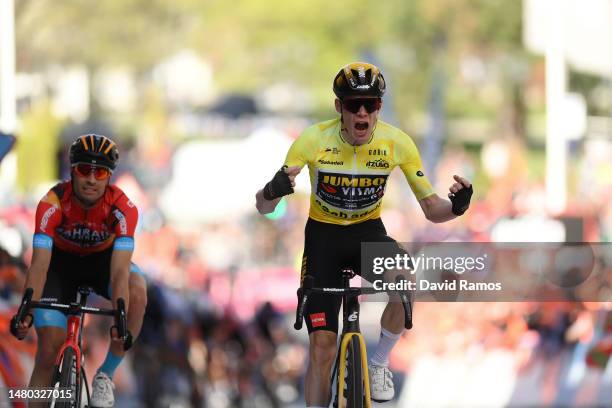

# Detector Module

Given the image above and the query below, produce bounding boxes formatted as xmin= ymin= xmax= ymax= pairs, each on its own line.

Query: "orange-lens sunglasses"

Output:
xmin=72 ymin=163 xmax=111 ymax=180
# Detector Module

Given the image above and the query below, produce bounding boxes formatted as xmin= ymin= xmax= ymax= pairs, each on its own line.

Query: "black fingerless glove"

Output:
xmin=263 ymin=166 xmax=294 ymax=200
xmin=449 ymin=185 xmax=473 ymax=216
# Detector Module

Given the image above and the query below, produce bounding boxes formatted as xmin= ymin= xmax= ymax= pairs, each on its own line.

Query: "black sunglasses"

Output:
xmin=342 ymin=98 xmax=381 ymax=114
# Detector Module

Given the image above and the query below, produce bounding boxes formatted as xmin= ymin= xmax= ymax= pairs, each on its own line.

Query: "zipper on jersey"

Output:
xmin=350 ymin=145 xmax=357 ymax=219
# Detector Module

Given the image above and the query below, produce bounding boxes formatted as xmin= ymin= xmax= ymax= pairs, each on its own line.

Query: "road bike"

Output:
xmin=10 ymin=286 xmax=127 ymax=408
xmin=294 ymin=269 xmax=413 ymax=408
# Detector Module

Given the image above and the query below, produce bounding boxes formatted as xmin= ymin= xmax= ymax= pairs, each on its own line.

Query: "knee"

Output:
xmin=309 ymin=332 xmax=337 ymax=367
xmin=35 ymin=334 xmax=64 ymax=368
xmin=129 ymin=276 xmax=148 ymax=312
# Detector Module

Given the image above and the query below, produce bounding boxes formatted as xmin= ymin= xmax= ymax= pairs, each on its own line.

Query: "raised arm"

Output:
xmin=255 ymin=166 xmax=301 ymax=214
xmin=418 ymin=175 xmax=473 ymax=223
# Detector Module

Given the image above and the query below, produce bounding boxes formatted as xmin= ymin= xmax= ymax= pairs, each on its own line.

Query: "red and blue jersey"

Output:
xmin=33 ymin=181 xmax=138 ymax=254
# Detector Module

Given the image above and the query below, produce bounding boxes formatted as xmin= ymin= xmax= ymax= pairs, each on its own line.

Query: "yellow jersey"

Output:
xmin=284 ymin=118 xmax=435 ymax=225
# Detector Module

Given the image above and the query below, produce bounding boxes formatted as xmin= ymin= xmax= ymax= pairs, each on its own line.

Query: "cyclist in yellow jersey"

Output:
xmin=256 ymin=62 xmax=473 ymax=406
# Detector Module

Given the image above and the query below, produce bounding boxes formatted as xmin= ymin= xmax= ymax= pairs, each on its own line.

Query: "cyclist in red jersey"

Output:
xmin=11 ymin=134 xmax=147 ymax=408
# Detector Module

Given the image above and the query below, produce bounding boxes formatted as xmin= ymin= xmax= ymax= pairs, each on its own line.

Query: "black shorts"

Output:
xmin=41 ymin=247 xmax=114 ymax=303
xmin=300 ymin=217 xmax=406 ymax=334
xmin=35 ymin=246 xmax=145 ymax=329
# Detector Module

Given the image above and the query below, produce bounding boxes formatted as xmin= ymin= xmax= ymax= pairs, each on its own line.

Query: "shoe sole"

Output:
xmin=372 ymin=397 xmax=393 ymax=403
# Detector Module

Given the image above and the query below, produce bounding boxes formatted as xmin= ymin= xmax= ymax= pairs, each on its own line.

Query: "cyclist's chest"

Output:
xmin=55 ymin=200 xmax=113 ymax=245
xmin=311 ymin=140 xmax=395 ymax=175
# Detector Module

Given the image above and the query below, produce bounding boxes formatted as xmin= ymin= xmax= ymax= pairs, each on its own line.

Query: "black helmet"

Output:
xmin=69 ymin=134 xmax=119 ymax=170
xmin=333 ymin=62 xmax=386 ymax=99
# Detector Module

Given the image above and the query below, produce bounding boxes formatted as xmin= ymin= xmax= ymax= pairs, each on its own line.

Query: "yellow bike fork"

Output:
xmin=337 ymin=332 xmax=371 ymax=408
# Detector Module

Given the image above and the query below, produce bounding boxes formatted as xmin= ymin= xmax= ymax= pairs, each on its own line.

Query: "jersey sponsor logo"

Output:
xmin=56 ymin=225 xmax=111 ymax=247
xmin=366 ymin=159 xmax=390 ymax=169
xmin=310 ymin=312 xmax=326 ymax=328
xmin=318 ymin=159 xmax=344 ymax=165
xmin=316 ymin=171 xmax=388 ymax=211
xmin=368 ymin=148 xmax=387 ymax=156
xmin=113 ymin=209 xmax=128 ymax=235
xmin=416 ymin=170 xmax=424 ymax=177
xmin=320 ymin=183 xmax=337 ymax=194
xmin=315 ymin=199 xmax=382 ymax=220
xmin=324 ymin=147 xmax=340 ymax=154
xmin=39 ymin=206 xmax=57 ymax=232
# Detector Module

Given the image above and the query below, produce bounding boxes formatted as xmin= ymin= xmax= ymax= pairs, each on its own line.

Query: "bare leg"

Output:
xmin=305 ymin=330 xmax=337 ymax=406
xmin=29 ymin=326 xmax=66 ymax=408
xmin=108 ymin=273 xmax=147 ymax=358
xmin=380 ymin=301 xmax=405 ymax=334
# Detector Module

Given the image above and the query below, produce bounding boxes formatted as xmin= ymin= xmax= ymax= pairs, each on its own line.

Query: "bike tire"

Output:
xmin=54 ymin=347 xmax=78 ymax=408
xmin=345 ymin=336 xmax=364 ymax=408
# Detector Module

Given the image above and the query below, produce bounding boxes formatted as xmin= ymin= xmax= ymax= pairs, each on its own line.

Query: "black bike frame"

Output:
xmin=294 ymin=269 xmax=413 ymax=406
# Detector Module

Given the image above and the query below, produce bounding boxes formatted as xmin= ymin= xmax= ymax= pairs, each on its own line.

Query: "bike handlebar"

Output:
xmin=294 ymin=276 xmax=413 ymax=330
xmin=9 ymin=287 xmax=128 ymax=341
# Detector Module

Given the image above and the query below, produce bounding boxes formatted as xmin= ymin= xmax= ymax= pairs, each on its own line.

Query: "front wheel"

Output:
xmin=344 ymin=336 xmax=364 ymax=408
xmin=53 ymin=347 xmax=79 ymax=408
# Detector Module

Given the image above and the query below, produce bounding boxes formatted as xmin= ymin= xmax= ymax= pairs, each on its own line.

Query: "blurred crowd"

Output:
xmin=1 ymin=125 xmax=612 ymax=407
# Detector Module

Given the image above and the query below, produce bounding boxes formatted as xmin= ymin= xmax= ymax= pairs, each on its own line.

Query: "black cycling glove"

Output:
xmin=263 ymin=166 xmax=294 ymax=200
xmin=449 ymin=185 xmax=473 ymax=216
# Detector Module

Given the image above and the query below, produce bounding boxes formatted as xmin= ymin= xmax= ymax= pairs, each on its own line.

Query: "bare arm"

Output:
xmin=255 ymin=190 xmax=282 ymax=214
xmin=255 ymin=166 xmax=302 ymax=215
xmin=110 ymin=249 xmax=132 ymax=310
xmin=24 ymin=247 xmax=52 ymax=300
xmin=418 ymin=194 xmax=456 ymax=223
xmin=419 ymin=175 xmax=472 ymax=223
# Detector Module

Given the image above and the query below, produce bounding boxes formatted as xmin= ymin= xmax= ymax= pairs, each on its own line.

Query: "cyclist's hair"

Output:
xmin=333 ymin=62 xmax=386 ymax=99
xmin=69 ymin=134 xmax=119 ymax=170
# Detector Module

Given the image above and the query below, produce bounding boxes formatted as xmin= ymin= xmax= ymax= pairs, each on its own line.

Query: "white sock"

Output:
xmin=370 ymin=327 xmax=403 ymax=367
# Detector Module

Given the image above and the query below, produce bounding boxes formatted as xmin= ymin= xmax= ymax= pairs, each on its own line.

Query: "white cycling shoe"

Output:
xmin=368 ymin=364 xmax=394 ymax=402
xmin=90 ymin=371 xmax=115 ymax=407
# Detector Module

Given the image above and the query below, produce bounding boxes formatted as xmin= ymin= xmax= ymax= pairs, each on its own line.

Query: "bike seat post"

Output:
xmin=342 ymin=268 xmax=355 ymax=288
xmin=77 ymin=286 xmax=92 ymax=307
xmin=341 ymin=268 xmax=361 ymax=334
xmin=340 ymin=269 xmax=352 ymax=327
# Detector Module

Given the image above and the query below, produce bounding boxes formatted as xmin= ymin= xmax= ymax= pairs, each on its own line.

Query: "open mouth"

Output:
xmin=355 ymin=122 xmax=369 ymax=131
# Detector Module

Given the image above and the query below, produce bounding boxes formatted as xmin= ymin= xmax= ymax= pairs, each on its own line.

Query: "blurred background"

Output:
xmin=1 ymin=0 xmax=611 ymax=406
